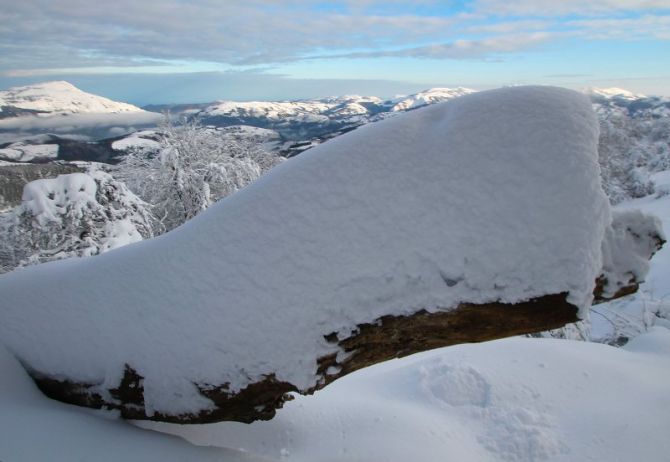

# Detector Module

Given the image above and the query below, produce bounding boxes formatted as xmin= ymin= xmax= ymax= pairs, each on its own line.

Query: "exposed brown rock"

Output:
xmin=31 ymin=292 xmax=579 ymax=424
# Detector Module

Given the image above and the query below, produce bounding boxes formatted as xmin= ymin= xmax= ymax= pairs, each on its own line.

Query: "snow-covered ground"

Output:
xmin=0 ymin=86 xmax=669 ymax=460
xmin=140 ymin=327 xmax=670 ymax=462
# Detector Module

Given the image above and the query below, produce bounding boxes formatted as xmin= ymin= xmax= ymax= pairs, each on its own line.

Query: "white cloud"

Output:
xmin=314 ymin=32 xmax=555 ymax=60
xmin=0 ymin=0 xmax=668 ymax=73
xmin=474 ymin=0 xmax=670 ymax=16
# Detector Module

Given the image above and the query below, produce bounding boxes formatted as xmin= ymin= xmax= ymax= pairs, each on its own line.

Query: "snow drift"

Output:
xmin=0 ymin=86 xmax=612 ymax=423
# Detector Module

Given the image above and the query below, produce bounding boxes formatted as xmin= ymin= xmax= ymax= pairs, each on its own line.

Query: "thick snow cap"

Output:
xmin=0 ymin=86 xmax=610 ymax=416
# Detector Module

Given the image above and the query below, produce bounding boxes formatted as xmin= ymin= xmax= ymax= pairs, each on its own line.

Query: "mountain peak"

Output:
xmin=389 ymin=87 xmax=477 ymax=112
xmin=0 ymin=81 xmax=143 ymax=116
xmin=585 ymin=87 xmax=645 ymax=100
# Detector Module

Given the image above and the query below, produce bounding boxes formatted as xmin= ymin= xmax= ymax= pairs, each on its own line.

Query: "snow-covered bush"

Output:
xmin=0 ymin=168 xmax=154 ymax=273
xmin=116 ymin=118 xmax=282 ymax=233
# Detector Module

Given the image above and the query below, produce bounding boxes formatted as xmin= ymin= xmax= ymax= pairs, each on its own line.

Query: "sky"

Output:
xmin=0 ymin=0 xmax=669 ymax=104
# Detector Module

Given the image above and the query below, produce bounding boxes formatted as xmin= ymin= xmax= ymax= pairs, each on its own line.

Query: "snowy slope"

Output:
xmin=0 ymin=86 xmax=609 ymax=417
xmin=0 ymin=81 xmax=142 ymax=116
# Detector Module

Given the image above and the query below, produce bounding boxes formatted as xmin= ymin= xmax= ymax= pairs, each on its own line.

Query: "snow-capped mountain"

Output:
xmin=587 ymin=86 xmax=670 ymax=120
xmin=585 ymin=87 xmax=645 ymax=101
xmin=389 ymin=87 xmax=476 ymax=112
xmin=201 ymin=95 xmax=384 ymax=121
xmin=0 ymin=81 xmax=143 ymax=118
xmin=196 ymin=95 xmax=381 ymax=140
xmin=193 ymin=90 xmax=472 ymax=140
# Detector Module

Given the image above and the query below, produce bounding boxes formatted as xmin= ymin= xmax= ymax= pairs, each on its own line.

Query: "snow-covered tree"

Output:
xmin=0 ymin=168 xmax=154 ymax=273
xmin=596 ymin=109 xmax=670 ymax=204
xmin=116 ymin=117 xmax=282 ymax=233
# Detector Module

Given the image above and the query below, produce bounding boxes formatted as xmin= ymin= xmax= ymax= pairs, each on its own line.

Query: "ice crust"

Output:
xmin=0 ymin=86 xmax=610 ymax=416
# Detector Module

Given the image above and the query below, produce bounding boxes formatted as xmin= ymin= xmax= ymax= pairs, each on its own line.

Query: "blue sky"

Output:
xmin=1 ymin=0 xmax=668 ymax=104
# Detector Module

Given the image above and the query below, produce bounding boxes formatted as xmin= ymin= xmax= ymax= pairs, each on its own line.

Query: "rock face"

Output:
xmin=0 ymin=86 xmax=624 ymax=424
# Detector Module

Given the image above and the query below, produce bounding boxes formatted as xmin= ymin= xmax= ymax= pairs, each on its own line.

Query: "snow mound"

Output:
xmin=0 ymin=81 xmax=143 ymax=115
xmin=0 ymin=86 xmax=610 ymax=416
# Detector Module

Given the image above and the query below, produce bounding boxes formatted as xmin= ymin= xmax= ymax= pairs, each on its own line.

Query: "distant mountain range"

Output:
xmin=585 ymin=87 xmax=670 ymax=119
xmin=0 ymin=81 xmax=668 ymax=165
xmin=144 ymin=87 xmax=476 ymax=140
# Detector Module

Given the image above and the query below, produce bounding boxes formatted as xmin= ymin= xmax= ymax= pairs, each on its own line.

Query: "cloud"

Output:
xmin=0 ymin=1 xmax=463 ymax=69
xmin=567 ymin=14 xmax=670 ymax=40
xmin=0 ymin=0 xmax=668 ymax=74
xmin=474 ymin=0 xmax=670 ymax=16
xmin=313 ymin=32 xmax=554 ymax=60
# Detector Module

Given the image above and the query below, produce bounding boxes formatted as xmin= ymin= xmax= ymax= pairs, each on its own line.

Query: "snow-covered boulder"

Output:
xmin=595 ymin=209 xmax=665 ymax=301
xmin=0 ymin=86 xmax=617 ymax=423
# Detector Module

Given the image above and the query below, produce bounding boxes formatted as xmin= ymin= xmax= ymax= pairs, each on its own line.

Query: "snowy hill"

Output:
xmin=0 ymin=81 xmax=143 ymax=117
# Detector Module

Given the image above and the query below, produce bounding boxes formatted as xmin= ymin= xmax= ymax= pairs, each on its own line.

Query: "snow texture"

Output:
xmin=0 ymin=86 xmax=610 ymax=416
